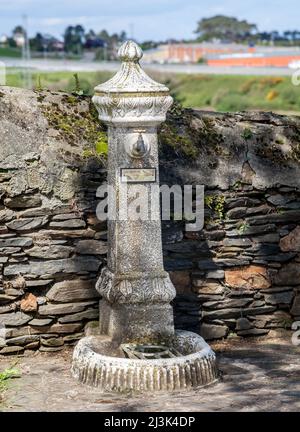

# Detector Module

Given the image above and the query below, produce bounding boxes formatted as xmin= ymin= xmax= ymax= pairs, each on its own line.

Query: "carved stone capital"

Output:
xmin=92 ymin=93 xmax=173 ymax=127
xmin=92 ymin=40 xmax=173 ymax=127
xmin=96 ymin=267 xmax=176 ymax=304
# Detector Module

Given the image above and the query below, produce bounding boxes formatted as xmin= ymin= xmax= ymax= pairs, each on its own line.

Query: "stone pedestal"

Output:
xmin=93 ymin=41 xmax=175 ymax=343
xmin=72 ymin=41 xmax=218 ymax=392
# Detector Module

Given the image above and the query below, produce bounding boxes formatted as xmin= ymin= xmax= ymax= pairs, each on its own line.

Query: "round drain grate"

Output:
xmin=121 ymin=343 xmax=182 ymax=359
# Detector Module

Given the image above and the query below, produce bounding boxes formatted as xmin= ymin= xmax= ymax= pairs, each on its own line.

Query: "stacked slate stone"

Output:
xmin=1 ymin=87 xmax=300 ymax=352
xmin=0 ymin=87 xmax=105 ymax=354
xmin=168 ymin=193 xmax=300 ymax=340
xmin=160 ymin=109 xmax=300 ymax=341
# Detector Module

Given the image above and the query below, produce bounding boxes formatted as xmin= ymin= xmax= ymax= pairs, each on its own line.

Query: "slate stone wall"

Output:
xmin=168 ymin=192 xmax=300 ymax=340
xmin=0 ymin=87 xmax=299 ymax=353
xmin=161 ymin=107 xmax=300 ymax=341
xmin=0 ymin=87 xmax=107 ymax=354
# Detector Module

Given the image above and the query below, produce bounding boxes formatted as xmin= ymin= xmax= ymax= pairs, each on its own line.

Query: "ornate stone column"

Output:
xmin=93 ymin=40 xmax=175 ymax=344
xmin=72 ymin=41 xmax=218 ymax=392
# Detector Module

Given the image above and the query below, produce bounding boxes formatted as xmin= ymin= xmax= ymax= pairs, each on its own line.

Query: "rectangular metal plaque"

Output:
xmin=120 ymin=168 xmax=156 ymax=183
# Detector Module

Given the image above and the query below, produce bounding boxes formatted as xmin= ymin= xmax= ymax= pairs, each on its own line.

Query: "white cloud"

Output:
xmin=37 ymin=16 xmax=91 ymax=27
xmin=0 ymin=0 xmax=299 ymax=40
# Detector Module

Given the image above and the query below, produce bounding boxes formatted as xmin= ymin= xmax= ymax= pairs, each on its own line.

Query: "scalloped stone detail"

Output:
xmin=96 ymin=267 xmax=176 ymax=304
xmin=72 ymin=331 xmax=218 ymax=392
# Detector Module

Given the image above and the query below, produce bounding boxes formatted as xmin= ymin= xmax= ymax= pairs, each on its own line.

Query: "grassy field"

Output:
xmin=167 ymin=74 xmax=300 ymax=113
xmin=3 ymin=68 xmax=300 ymax=114
xmin=0 ymin=47 xmax=21 ymax=57
xmin=5 ymin=69 xmax=113 ymax=94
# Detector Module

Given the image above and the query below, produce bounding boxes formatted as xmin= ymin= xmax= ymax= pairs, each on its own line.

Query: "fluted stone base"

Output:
xmin=72 ymin=330 xmax=218 ymax=392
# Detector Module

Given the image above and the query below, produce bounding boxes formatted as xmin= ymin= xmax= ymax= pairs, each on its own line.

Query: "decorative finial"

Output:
xmin=118 ymin=40 xmax=143 ymax=63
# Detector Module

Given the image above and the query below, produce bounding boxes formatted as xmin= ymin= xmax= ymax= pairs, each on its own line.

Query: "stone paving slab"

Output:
xmin=0 ymin=337 xmax=299 ymax=412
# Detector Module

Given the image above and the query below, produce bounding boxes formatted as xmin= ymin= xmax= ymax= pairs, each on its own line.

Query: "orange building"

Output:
xmin=167 ymin=43 xmax=254 ymax=63
xmin=207 ymin=52 xmax=300 ymax=67
xmin=143 ymin=43 xmax=300 ymax=68
xmin=143 ymin=43 xmax=254 ymax=63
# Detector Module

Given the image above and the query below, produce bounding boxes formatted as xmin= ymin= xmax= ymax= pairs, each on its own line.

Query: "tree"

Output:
xmin=85 ymin=29 xmax=96 ymax=40
xmin=291 ymin=30 xmax=300 ymax=42
xmin=95 ymin=29 xmax=127 ymax=60
xmin=270 ymin=30 xmax=280 ymax=40
xmin=64 ymin=25 xmax=85 ymax=55
xmin=30 ymin=33 xmax=44 ymax=52
xmin=10 ymin=25 xmax=26 ymax=48
xmin=64 ymin=26 xmax=74 ymax=53
xmin=74 ymin=25 xmax=85 ymax=55
xmin=12 ymin=25 xmax=26 ymax=37
xmin=195 ymin=15 xmax=257 ymax=42
xmin=283 ymin=30 xmax=292 ymax=41
xmin=140 ymin=40 xmax=159 ymax=51
xmin=98 ymin=29 xmax=110 ymax=43
xmin=119 ymin=31 xmax=127 ymax=42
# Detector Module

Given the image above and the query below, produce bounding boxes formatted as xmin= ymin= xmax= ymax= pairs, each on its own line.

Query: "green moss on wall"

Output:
xmin=39 ymin=90 xmax=107 ymax=163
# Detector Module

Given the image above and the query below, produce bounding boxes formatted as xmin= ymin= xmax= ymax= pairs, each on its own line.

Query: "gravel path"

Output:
xmin=0 ymin=336 xmax=299 ymax=412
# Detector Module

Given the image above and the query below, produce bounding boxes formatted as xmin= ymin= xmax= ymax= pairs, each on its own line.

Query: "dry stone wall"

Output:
xmin=160 ymin=107 xmax=300 ymax=340
xmin=0 ymin=87 xmax=299 ymax=353
xmin=0 ymin=87 xmax=106 ymax=354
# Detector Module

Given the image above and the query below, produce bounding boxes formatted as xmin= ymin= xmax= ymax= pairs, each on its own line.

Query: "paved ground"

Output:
xmin=1 ymin=57 xmax=294 ymax=76
xmin=0 ymin=336 xmax=299 ymax=412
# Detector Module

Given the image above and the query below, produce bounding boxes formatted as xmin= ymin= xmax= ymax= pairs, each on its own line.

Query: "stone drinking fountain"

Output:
xmin=72 ymin=41 xmax=218 ymax=392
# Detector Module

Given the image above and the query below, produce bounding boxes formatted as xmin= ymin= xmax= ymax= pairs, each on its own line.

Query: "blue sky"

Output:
xmin=0 ymin=0 xmax=299 ymax=41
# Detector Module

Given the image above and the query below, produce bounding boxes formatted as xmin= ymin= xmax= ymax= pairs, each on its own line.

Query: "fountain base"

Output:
xmin=72 ymin=330 xmax=218 ymax=392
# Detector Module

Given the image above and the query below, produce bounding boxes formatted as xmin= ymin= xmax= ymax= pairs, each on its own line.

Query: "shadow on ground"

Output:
xmin=0 ymin=336 xmax=299 ymax=412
